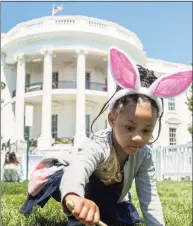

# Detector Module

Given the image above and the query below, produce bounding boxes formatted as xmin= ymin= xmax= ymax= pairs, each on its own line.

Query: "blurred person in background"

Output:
xmin=2 ymin=151 xmax=24 ymax=182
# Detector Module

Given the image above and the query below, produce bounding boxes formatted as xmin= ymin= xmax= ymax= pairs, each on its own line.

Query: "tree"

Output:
xmin=186 ymin=84 xmax=192 ymax=135
xmin=1 ymin=82 xmax=6 ymax=104
xmin=1 ymin=82 xmax=6 ymax=89
xmin=186 ymin=63 xmax=193 ymax=135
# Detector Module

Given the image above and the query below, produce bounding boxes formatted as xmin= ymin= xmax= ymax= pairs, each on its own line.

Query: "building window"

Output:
xmin=105 ymin=120 xmax=108 ymax=129
xmin=86 ymin=114 xmax=90 ymax=137
xmin=85 ymin=72 xmax=91 ymax=89
xmin=52 ymin=72 xmax=59 ymax=88
xmin=24 ymin=116 xmax=28 ymax=141
xmin=168 ymin=98 xmax=175 ymax=111
xmin=25 ymin=74 xmax=31 ymax=86
xmin=169 ymin=128 xmax=176 ymax=145
xmin=52 ymin=115 xmax=58 ymax=138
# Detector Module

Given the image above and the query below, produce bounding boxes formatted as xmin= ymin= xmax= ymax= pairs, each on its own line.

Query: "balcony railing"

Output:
xmin=86 ymin=82 xmax=107 ymax=91
xmin=54 ymin=81 xmax=77 ymax=89
xmin=26 ymin=82 xmax=43 ymax=92
xmin=2 ymin=16 xmax=143 ymax=50
xmin=12 ymin=81 xmax=107 ymax=97
xmin=12 ymin=82 xmax=43 ymax=97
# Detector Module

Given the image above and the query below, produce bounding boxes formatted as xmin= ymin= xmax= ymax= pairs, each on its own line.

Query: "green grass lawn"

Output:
xmin=1 ymin=181 xmax=192 ymax=226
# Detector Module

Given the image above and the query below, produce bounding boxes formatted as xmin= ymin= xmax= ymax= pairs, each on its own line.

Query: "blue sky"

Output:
xmin=1 ymin=1 xmax=192 ymax=65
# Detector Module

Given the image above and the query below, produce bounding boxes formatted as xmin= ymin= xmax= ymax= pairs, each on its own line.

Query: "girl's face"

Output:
xmin=108 ymin=100 xmax=158 ymax=155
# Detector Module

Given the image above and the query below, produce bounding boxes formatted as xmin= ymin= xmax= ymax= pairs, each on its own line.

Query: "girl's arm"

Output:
xmin=59 ymin=137 xmax=107 ymax=208
xmin=135 ymin=149 xmax=165 ymax=226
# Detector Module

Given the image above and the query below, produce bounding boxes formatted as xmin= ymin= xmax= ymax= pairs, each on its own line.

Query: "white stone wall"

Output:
xmin=30 ymin=104 xmax=41 ymax=138
xmin=152 ymin=93 xmax=192 ymax=147
xmin=1 ymin=64 xmax=16 ymax=142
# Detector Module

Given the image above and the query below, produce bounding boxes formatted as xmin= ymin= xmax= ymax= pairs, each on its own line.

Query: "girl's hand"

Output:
xmin=65 ymin=194 xmax=100 ymax=226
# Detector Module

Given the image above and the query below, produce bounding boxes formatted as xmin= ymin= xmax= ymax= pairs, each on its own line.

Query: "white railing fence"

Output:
xmin=152 ymin=144 xmax=192 ymax=181
xmin=1 ymin=144 xmax=192 ymax=181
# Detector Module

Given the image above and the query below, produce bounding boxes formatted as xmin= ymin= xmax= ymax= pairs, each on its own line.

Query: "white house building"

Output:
xmin=1 ymin=15 xmax=192 ymax=151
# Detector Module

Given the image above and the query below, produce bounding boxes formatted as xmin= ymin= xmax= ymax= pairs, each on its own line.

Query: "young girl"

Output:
xmin=20 ymin=47 xmax=192 ymax=226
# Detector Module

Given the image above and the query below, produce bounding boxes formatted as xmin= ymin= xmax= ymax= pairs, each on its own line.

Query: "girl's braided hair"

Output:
xmin=91 ymin=65 xmax=164 ymax=144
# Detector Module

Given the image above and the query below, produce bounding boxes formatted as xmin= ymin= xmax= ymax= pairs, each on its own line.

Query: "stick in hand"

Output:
xmin=66 ymin=201 xmax=108 ymax=226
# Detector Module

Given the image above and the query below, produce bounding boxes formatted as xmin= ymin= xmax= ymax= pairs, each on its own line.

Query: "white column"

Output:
xmin=38 ymin=50 xmax=53 ymax=150
xmin=107 ymin=57 xmax=117 ymax=101
xmin=1 ymin=53 xmax=6 ymax=102
xmin=15 ymin=54 xmax=26 ymax=141
xmin=1 ymin=53 xmax=6 ymax=79
xmin=74 ymin=49 xmax=86 ymax=146
xmin=1 ymin=54 xmax=6 ymax=139
xmin=107 ymin=56 xmax=117 ymax=128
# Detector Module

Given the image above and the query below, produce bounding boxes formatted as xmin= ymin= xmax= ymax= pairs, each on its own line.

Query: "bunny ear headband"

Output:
xmin=108 ymin=47 xmax=192 ymax=117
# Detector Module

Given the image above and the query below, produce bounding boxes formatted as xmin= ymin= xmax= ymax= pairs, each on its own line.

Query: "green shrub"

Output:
xmin=54 ymin=140 xmax=72 ymax=144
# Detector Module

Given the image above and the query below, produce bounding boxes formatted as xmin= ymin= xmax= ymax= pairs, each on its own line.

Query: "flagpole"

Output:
xmin=52 ymin=4 xmax=55 ymax=16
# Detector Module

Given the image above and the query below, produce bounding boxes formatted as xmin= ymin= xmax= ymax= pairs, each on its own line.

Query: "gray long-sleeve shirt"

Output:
xmin=59 ymin=129 xmax=165 ymax=226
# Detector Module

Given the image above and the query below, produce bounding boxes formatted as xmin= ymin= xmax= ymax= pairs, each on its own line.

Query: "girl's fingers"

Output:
xmin=66 ymin=201 xmax=75 ymax=212
xmin=78 ymin=204 xmax=89 ymax=220
xmin=85 ymin=208 xmax=96 ymax=223
xmin=72 ymin=200 xmax=84 ymax=215
xmin=65 ymin=197 xmax=101 ymax=226
xmin=93 ymin=207 xmax=100 ymax=225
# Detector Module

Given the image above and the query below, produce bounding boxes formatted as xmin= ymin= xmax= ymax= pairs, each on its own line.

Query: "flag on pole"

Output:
xmin=52 ymin=4 xmax=64 ymax=16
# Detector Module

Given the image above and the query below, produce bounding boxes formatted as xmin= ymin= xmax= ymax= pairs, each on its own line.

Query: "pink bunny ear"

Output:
xmin=109 ymin=47 xmax=140 ymax=89
xmin=150 ymin=70 xmax=192 ymax=98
